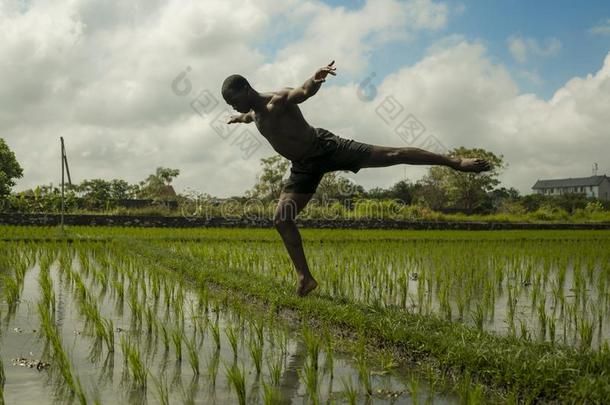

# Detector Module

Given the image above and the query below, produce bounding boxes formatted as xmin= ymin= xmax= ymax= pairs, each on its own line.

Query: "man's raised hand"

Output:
xmin=313 ymin=60 xmax=337 ymax=84
xmin=227 ymin=115 xmax=242 ymax=124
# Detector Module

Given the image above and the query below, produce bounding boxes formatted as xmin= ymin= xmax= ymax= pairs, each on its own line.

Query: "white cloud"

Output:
xmin=1 ymin=0 xmax=608 ymax=198
xmin=1 ymin=0 xmax=450 ymax=196
xmin=507 ymin=35 xmax=562 ymax=63
xmin=255 ymin=0 xmax=449 ymax=87
xmin=285 ymin=40 xmax=610 ymax=194
xmin=589 ymin=18 xmax=610 ymax=35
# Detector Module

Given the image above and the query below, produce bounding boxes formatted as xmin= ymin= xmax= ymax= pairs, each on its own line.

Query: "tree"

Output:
xmin=417 ymin=147 xmax=505 ymax=212
xmin=487 ymin=186 xmax=521 ymax=213
xmin=366 ymin=186 xmax=392 ymax=200
xmin=388 ymin=180 xmax=414 ymax=204
xmin=138 ymin=167 xmax=180 ymax=199
xmin=76 ymin=178 xmax=138 ymax=207
xmin=0 ymin=138 xmax=24 ymax=199
xmin=414 ymin=170 xmax=448 ymax=210
xmin=315 ymin=171 xmax=364 ymax=202
xmin=246 ymin=155 xmax=290 ymax=201
xmin=108 ymin=179 xmax=138 ymax=200
xmin=77 ymin=179 xmax=113 ymax=205
xmin=365 ymin=180 xmax=414 ymax=203
xmin=156 ymin=167 xmax=180 ymax=185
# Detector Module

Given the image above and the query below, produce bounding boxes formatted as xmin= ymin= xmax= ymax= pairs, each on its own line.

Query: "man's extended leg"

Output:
xmin=274 ymin=192 xmax=317 ymax=297
xmin=361 ymin=145 xmax=490 ymax=172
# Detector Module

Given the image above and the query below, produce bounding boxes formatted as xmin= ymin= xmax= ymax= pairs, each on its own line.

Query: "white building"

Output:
xmin=532 ymin=175 xmax=610 ymax=201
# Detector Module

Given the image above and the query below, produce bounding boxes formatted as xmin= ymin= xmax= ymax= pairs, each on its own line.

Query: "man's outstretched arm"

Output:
xmin=284 ymin=60 xmax=337 ymax=104
xmin=226 ymin=111 xmax=254 ymax=124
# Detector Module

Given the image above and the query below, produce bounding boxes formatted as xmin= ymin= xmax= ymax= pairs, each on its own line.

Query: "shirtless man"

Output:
xmin=222 ymin=60 xmax=490 ymax=297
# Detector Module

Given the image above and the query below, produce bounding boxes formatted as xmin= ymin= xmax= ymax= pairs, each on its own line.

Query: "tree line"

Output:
xmin=1 ymin=137 xmax=608 ymax=218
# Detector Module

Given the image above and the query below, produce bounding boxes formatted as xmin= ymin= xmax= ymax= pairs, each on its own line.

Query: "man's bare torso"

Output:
xmin=252 ymin=91 xmax=318 ymax=162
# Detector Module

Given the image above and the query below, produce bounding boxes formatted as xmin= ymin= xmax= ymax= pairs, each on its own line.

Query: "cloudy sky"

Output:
xmin=2 ymin=0 xmax=609 ymax=197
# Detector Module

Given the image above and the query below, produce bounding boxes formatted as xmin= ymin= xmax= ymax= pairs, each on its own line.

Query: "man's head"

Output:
xmin=222 ymin=74 xmax=253 ymax=113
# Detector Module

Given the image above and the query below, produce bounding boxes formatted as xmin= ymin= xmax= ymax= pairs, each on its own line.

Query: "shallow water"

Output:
xmin=0 ymin=242 xmax=458 ymax=404
xmin=181 ymin=238 xmax=610 ymax=349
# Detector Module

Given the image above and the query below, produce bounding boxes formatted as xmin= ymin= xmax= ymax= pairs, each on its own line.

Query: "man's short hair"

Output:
xmin=222 ymin=74 xmax=250 ymax=101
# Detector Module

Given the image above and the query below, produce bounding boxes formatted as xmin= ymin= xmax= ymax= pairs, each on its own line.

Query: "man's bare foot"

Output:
xmin=297 ymin=276 xmax=318 ymax=297
xmin=451 ymin=157 xmax=491 ymax=173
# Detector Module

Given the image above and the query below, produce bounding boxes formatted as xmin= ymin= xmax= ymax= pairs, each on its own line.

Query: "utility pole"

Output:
xmin=60 ymin=137 xmax=72 ymax=231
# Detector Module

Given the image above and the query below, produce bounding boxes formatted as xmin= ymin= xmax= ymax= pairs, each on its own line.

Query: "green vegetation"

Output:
xmin=3 ymin=149 xmax=609 ymax=223
xmin=0 ymin=138 xmax=23 ymax=200
xmin=2 ymin=226 xmax=610 ymax=403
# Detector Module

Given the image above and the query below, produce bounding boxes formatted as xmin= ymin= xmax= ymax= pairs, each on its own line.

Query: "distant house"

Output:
xmin=532 ymin=175 xmax=610 ymax=201
xmin=155 ymin=185 xmax=177 ymax=200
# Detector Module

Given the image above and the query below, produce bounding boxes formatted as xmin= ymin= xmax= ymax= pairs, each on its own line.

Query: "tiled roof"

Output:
xmin=532 ymin=175 xmax=609 ymax=189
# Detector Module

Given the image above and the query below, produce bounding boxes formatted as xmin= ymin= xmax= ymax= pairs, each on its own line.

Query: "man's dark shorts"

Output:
xmin=282 ymin=127 xmax=373 ymax=194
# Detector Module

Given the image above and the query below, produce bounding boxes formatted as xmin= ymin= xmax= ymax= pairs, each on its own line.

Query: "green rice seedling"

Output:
xmin=579 ymin=317 xmax=594 ymax=350
xmin=37 ymin=298 xmax=56 ymax=342
xmin=2 ymin=276 xmax=20 ymax=312
xmin=112 ymin=277 xmax=124 ymax=301
xmin=408 ymin=375 xmax=420 ymax=405
xmin=0 ymin=355 xmax=5 ymax=390
xmin=355 ymin=338 xmax=372 ymax=396
xmin=225 ymin=362 xmax=246 ymax=405
xmin=145 ymin=306 xmax=157 ymax=336
xmin=197 ymin=316 xmax=208 ymax=349
xmin=467 ymin=383 xmax=485 ymax=404
xmin=103 ymin=318 xmax=115 ymax=353
xmin=207 ymin=349 xmax=220 ymax=387
xmin=48 ymin=333 xmax=78 ymax=395
xmin=472 ymin=303 xmax=485 ymax=332
xmin=185 ymin=335 xmax=199 ymax=375
xmin=548 ymin=317 xmax=556 ymax=344
xmin=226 ymin=325 xmax=239 ymax=358
xmin=298 ymin=359 xmax=319 ymax=404
xmin=303 ymin=327 xmax=320 ymax=371
xmin=519 ymin=320 xmax=529 ymax=341
xmin=74 ymin=377 xmax=88 ymax=405
xmin=163 ymin=280 xmax=172 ymax=311
xmin=262 ymin=381 xmax=281 ymax=405
xmin=252 ymin=318 xmax=265 ymax=346
xmin=378 ymin=350 xmax=398 ymax=388
xmin=537 ymin=299 xmax=547 ymax=340
xmin=456 ymin=292 xmax=466 ymax=320
xmin=356 ymin=356 xmax=372 ymax=397
xmin=160 ymin=324 xmax=170 ymax=352
xmin=341 ymin=376 xmax=358 ymax=405
xmin=266 ymin=354 xmax=282 ymax=386
xmin=172 ymin=328 xmax=183 ymax=362
xmin=248 ymin=337 xmax=263 ymax=375
xmin=324 ymin=329 xmax=334 ymax=380
xmin=151 ymin=373 xmax=170 ymax=405
xmin=151 ymin=275 xmax=161 ymax=304
xmin=178 ymin=382 xmax=196 ymax=405
xmin=128 ymin=292 xmax=142 ymax=331
xmin=458 ymin=358 xmax=476 ymax=400
xmin=38 ymin=263 xmax=56 ymax=311
xmin=210 ymin=320 xmax=221 ymax=349
xmin=275 ymin=328 xmax=287 ymax=358
xmin=121 ymin=335 xmax=147 ymax=389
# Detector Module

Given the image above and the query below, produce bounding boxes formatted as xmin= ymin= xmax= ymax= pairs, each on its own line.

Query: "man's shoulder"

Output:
xmin=263 ymin=90 xmax=301 ymax=114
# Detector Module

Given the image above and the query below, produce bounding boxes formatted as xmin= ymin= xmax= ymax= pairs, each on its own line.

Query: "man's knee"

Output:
xmin=273 ymin=216 xmax=295 ymax=232
xmin=274 ymin=198 xmax=298 ymax=230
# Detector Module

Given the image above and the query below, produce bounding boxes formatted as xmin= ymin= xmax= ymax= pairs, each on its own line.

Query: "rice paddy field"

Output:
xmin=1 ymin=226 xmax=610 ymax=404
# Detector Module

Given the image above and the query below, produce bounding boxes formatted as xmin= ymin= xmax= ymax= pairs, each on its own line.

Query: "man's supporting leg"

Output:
xmin=361 ymin=146 xmax=490 ymax=172
xmin=274 ymin=192 xmax=318 ymax=296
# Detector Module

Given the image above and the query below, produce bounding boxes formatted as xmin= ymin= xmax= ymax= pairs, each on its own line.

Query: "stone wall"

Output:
xmin=1 ymin=213 xmax=610 ymax=230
